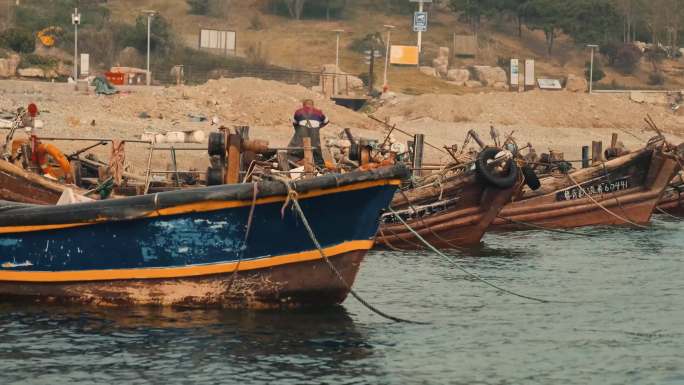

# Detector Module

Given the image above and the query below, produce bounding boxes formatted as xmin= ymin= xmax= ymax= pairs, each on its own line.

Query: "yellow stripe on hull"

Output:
xmin=0 ymin=179 xmax=401 ymax=234
xmin=0 ymin=240 xmax=374 ymax=283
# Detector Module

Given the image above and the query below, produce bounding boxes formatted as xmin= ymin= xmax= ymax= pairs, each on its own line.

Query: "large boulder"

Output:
xmin=419 ymin=66 xmax=438 ymax=77
xmin=565 ymin=74 xmax=588 ymax=92
xmin=0 ymin=59 xmax=10 ymax=78
xmin=8 ymin=54 xmax=20 ymax=75
xmin=431 ymin=46 xmax=450 ymax=78
xmin=446 ymin=69 xmax=470 ymax=85
xmin=320 ymin=64 xmax=365 ymax=95
xmin=472 ymin=65 xmax=508 ymax=87
xmin=18 ymin=67 xmax=45 ymax=78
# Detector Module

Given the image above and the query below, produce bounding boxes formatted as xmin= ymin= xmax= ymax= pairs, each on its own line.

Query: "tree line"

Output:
xmin=450 ymin=0 xmax=683 ymax=56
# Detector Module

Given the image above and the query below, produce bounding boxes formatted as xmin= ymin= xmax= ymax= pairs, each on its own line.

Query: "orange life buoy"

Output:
xmin=36 ymin=143 xmax=72 ymax=182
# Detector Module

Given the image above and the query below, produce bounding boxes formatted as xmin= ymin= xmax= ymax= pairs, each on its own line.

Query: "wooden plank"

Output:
xmin=225 ymin=134 xmax=241 ymax=184
xmin=303 ymin=137 xmax=314 ymax=177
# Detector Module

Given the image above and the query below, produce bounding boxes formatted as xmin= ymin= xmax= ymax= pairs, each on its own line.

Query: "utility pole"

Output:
xmin=143 ymin=10 xmax=157 ymax=86
xmin=417 ymin=0 xmax=423 ymax=53
xmin=71 ymin=8 xmax=81 ymax=85
xmin=332 ymin=29 xmax=344 ymax=96
xmin=382 ymin=24 xmax=395 ymax=93
xmin=587 ymin=44 xmax=599 ymax=94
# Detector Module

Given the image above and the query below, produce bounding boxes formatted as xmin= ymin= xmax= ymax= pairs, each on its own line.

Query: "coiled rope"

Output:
xmin=388 ymin=207 xmax=573 ymax=304
xmin=277 ymin=177 xmax=427 ymax=324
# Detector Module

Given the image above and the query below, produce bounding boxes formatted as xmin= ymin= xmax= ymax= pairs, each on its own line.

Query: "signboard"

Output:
xmin=510 ymin=58 xmax=519 ymax=86
xmin=453 ymin=34 xmax=477 ymax=57
xmin=537 ymin=78 xmax=562 ymax=90
xmin=525 ymin=59 xmax=535 ymax=86
xmin=390 ymin=45 xmax=419 ymax=65
xmin=556 ymin=177 xmax=629 ymax=201
xmin=413 ymin=12 xmax=428 ymax=32
xmin=80 ymin=53 xmax=89 ymax=76
xmin=199 ymin=28 xmax=236 ymax=54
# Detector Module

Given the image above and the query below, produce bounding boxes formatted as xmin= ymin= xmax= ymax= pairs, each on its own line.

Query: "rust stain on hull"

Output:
xmin=0 ymin=251 xmax=366 ymax=309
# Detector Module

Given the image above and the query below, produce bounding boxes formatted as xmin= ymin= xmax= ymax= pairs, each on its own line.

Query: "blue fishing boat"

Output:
xmin=0 ymin=165 xmax=406 ymax=308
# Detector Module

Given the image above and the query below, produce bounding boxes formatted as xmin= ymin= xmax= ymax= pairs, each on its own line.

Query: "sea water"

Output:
xmin=0 ymin=217 xmax=682 ymax=385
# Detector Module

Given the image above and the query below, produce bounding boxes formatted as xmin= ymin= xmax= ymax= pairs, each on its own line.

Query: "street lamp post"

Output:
xmin=587 ymin=44 xmax=599 ymax=94
xmin=142 ymin=10 xmax=157 ymax=86
xmin=382 ymin=24 xmax=395 ymax=93
xmin=71 ymin=8 xmax=81 ymax=84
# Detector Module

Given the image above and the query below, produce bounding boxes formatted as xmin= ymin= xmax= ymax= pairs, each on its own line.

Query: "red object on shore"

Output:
xmin=106 ymin=72 xmax=125 ymax=85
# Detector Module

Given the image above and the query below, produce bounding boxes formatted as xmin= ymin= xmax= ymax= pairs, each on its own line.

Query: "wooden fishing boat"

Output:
xmin=0 ymin=165 xmax=406 ymax=308
xmin=0 ymin=157 xmax=77 ymax=204
xmin=376 ymin=147 xmax=524 ymax=249
xmin=655 ymin=172 xmax=684 ymax=217
xmin=491 ymin=139 xmax=681 ymax=230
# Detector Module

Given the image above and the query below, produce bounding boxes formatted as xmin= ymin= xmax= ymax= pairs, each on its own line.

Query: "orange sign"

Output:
xmin=390 ymin=45 xmax=419 ymax=65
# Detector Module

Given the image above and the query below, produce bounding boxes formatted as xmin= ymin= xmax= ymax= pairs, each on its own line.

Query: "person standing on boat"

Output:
xmin=288 ymin=99 xmax=328 ymax=166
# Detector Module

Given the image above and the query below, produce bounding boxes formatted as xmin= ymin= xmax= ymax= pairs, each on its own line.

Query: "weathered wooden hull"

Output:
xmin=376 ymin=173 xmax=521 ymax=249
xmin=0 ymin=249 xmax=367 ymax=309
xmin=0 ymin=158 xmax=70 ymax=204
xmin=0 ymin=166 xmax=405 ymax=308
xmin=492 ymin=145 xmax=680 ymax=230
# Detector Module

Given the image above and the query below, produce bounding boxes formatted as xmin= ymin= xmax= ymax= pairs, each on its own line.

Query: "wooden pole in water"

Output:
xmin=611 ymin=133 xmax=619 ymax=149
xmin=581 ymin=146 xmax=590 ymax=168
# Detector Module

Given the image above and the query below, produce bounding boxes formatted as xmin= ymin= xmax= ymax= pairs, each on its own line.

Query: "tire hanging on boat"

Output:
xmin=475 ymin=147 xmax=519 ymax=189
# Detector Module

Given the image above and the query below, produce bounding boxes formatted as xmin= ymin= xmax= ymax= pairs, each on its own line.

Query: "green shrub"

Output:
xmin=0 ymin=28 xmax=35 ymax=53
xmin=187 ymin=0 xmax=210 ymax=15
xmin=584 ymin=60 xmax=605 ymax=82
xmin=613 ymin=44 xmax=641 ymax=74
xmin=648 ymin=71 xmax=665 ymax=86
xmin=19 ymin=54 xmax=58 ymax=69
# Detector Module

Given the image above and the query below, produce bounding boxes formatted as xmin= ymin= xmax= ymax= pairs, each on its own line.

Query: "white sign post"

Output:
xmin=510 ymin=58 xmax=519 ymax=89
xmin=80 ymin=53 xmax=89 ymax=77
xmin=410 ymin=0 xmax=431 ymax=53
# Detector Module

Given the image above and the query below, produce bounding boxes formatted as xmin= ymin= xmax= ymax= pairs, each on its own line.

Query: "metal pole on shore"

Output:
xmin=382 ymin=24 xmax=395 ymax=93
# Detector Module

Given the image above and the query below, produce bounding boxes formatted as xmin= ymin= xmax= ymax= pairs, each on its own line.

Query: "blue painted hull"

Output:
xmin=0 ymin=167 xmax=404 ymax=308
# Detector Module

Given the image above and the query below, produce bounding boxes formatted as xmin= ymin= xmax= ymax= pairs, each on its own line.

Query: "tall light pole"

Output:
xmin=417 ymin=0 xmax=424 ymax=53
xmin=587 ymin=44 xmax=599 ymax=94
xmin=71 ymin=8 xmax=81 ymax=84
xmin=332 ymin=29 xmax=344 ymax=71
xmin=143 ymin=10 xmax=156 ymax=86
xmin=382 ymin=24 xmax=395 ymax=93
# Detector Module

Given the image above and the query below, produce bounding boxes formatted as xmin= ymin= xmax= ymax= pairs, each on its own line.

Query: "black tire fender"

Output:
xmin=475 ymin=147 xmax=519 ymax=189
xmin=208 ymin=132 xmax=226 ymax=157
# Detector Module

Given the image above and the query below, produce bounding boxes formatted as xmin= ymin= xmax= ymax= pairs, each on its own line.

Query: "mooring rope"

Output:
xmin=496 ymin=215 xmax=596 ymax=237
xmin=565 ymin=172 xmax=648 ymax=229
xmin=388 ymin=207 xmax=572 ymax=304
xmin=276 ymin=178 xmax=427 ymax=324
xmin=655 ymin=206 xmax=681 ymax=219
xmin=226 ymin=183 xmax=259 ymax=293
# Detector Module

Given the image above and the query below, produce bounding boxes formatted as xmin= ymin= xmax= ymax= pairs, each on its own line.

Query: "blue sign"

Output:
xmin=413 ymin=12 xmax=428 ymax=32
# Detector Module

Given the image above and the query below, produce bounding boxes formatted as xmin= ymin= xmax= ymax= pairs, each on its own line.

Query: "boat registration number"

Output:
xmin=556 ymin=177 xmax=630 ymax=201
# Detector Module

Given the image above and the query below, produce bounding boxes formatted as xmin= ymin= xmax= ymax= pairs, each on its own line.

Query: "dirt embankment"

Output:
xmin=1 ymin=78 xmax=682 ymax=170
xmin=374 ymin=90 xmax=684 ymax=133
xmin=0 ymin=78 xmax=381 ymax=171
